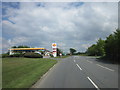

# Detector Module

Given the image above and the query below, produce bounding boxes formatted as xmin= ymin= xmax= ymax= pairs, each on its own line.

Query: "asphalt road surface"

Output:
xmin=32 ymin=56 xmax=118 ymax=89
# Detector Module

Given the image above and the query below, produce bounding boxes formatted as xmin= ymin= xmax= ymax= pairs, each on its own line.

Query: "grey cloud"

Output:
xmin=2 ymin=2 xmax=118 ymax=53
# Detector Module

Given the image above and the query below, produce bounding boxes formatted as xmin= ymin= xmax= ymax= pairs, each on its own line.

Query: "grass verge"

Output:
xmin=2 ymin=57 xmax=57 ymax=88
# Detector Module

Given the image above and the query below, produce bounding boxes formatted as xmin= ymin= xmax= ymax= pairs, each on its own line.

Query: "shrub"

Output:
xmin=24 ymin=52 xmax=43 ymax=58
xmin=9 ymin=53 xmax=24 ymax=57
xmin=50 ymin=54 xmax=54 ymax=57
xmin=2 ymin=53 xmax=9 ymax=58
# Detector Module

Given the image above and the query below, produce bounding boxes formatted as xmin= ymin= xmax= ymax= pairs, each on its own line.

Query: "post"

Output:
xmin=52 ymin=43 xmax=57 ymax=57
xmin=9 ymin=49 xmax=13 ymax=55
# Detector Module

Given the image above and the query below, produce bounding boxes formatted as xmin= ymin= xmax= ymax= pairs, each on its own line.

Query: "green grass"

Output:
xmin=2 ymin=57 xmax=57 ymax=88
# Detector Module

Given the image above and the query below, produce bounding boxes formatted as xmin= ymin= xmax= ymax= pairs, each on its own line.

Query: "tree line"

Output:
xmin=11 ymin=45 xmax=30 ymax=48
xmin=86 ymin=29 xmax=120 ymax=63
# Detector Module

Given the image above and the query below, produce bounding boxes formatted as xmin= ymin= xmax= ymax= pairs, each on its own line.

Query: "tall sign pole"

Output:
xmin=52 ymin=43 xmax=57 ymax=57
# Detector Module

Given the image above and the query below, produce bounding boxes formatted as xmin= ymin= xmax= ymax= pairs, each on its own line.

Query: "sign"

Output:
xmin=52 ymin=43 xmax=57 ymax=48
xmin=52 ymin=48 xmax=57 ymax=51
xmin=52 ymin=43 xmax=57 ymax=57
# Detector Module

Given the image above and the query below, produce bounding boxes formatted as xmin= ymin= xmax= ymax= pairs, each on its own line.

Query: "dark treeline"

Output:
xmin=57 ymin=48 xmax=64 ymax=56
xmin=11 ymin=45 xmax=30 ymax=48
xmin=86 ymin=29 xmax=120 ymax=63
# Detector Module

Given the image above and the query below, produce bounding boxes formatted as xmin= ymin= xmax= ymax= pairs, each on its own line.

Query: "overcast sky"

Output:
xmin=2 ymin=2 xmax=118 ymax=53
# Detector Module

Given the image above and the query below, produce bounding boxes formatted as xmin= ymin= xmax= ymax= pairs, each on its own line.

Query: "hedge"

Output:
xmin=24 ymin=52 xmax=43 ymax=58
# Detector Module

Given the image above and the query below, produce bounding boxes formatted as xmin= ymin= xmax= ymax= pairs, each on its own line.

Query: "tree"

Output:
xmin=96 ymin=38 xmax=105 ymax=56
xmin=86 ymin=38 xmax=105 ymax=56
xmin=104 ymin=29 xmax=120 ymax=62
xmin=104 ymin=34 xmax=115 ymax=58
xmin=11 ymin=46 xmax=17 ymax=48
xmin=57 ymin=48 xmax=63 ymax=56
xmin=86 ymin=44 xmax=98 ymax=56
xmin=70 ymin=48 xmax=76 ymax=55
xmin=17 ymin=45 xmax=30 ymax=48
xmin=11 ymin=45 xmax=30 ymax=48
xmin=86 ymin=28 xmax=120 ymax=63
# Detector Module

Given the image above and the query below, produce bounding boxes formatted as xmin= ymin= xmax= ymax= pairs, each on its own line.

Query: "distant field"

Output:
xmin=2 ymin=57 xmax=57 ymax=88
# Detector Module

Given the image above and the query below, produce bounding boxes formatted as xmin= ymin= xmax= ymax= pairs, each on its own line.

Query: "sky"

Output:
xmin=2 ymin=2 xmax=118 ymax=53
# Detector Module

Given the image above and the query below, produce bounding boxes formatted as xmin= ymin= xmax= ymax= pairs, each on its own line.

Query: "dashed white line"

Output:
xmin=76 ymin=64 xmax=82 ymax=70
xmin=74 ymin=60 xmax=76 ymax=62
xmin=87 ymin=60 xmax=93 ymax=63
xmin=96 ymin=64 xmax=114 ymax=72
xmin=87 ymin=77 xmax=100 ymax=90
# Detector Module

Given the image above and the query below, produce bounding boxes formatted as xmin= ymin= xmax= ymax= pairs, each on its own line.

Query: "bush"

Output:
xmin=10 ymin=53 xmax=24 ymax=57
xmin=2 ymin=53 xmax=9 ymax=58
xmin=50 ymin=54 xmax=54 ymax=57
xmin=24 ymin=52 xmax=43 ymax=58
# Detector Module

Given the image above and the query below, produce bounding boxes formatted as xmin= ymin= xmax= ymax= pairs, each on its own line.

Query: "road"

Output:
xmin=31 ymin=56 xmax=118 ymax=89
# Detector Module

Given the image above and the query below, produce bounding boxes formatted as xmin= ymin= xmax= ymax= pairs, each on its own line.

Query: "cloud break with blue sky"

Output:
xmin=2 ymin=2 xmax=118 ymax=53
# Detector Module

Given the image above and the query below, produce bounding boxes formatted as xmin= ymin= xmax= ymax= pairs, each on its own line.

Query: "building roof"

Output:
xmin=9 ymin=48 xmax=45 ymax=50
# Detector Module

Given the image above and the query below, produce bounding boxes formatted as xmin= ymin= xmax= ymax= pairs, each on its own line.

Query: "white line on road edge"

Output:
xmin=87 ymin=60 xmax=93 ymax=63
xmin=42 ymin=64 xmax=56 ymax=78
xmin=87 ymin=77 xmax=100 ymax=90
xmin=76 ymin=64 xmax=82 ymax=70
xmin=96 ymin=64 xmax=114 ymax=71
xmin=74 ymin=60 xmax=76 ymax=62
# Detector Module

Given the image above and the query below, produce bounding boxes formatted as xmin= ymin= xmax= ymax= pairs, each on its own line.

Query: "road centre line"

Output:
xmin=87 ymin=77 xmax=100 ymax=90
xmin=76 ymin=64 xmax=82 ymax=70
xmin=87 ymin=60 xmax=93 ymax=63
xmin=96 ymin=64 xmax=114 ymax=72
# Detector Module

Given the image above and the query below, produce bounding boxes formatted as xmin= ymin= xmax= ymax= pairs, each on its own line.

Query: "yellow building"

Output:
xmin=9 ymin=48 xmax=50 ymax=56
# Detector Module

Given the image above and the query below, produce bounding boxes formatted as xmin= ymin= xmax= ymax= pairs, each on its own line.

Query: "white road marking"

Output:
xmin=42 ymin=64 xmax=56 ymax=78
xmin=76 ymin=64 xmax=82 ymax=70
xmin=96 ymin=64 xmax=114 ymax=72
xmin=74 ymin=60 xmax=76 ymax=62
xmin=87 ymin=60 xmax=93 ymax=63
xmin=87 ymin=77 xmax=100 ymax=90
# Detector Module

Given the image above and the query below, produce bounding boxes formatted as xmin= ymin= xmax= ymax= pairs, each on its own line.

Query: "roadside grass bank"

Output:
xmin=86 ymin=56 xmax=101 ymax=58
xmin=75 ymin=54 xmax=101 ymax=58
xmin=97 ymin=56 xmax=119 ymax=64
xmin=2 ymin=57 xmax=57 ymax=88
